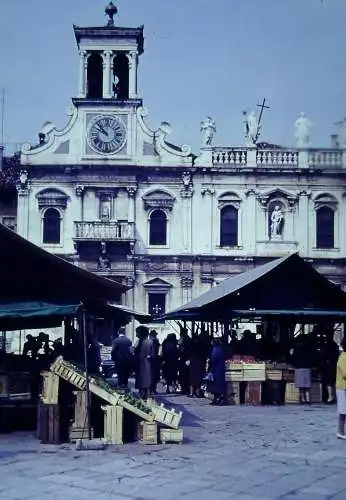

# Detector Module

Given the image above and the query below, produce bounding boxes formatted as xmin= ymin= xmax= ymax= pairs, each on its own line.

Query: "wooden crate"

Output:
xmin=0 ymin=374 xmax=9 ymax=398
xmin=41 ymin=372 xmax=59 ymax=404
xmin=282 ymin=369 xmax=295 ymax=382
xmin=149 ymin=403 xmax=182 ymax=429
xmin=102 ymin=405 xmax=123 ymax=445
xmin=121 ymin=399 xmax=154 ymax=422
xmin=69 ymin=426 xmax=94 ymax=442
xmin=51 ymin=357 xmax=86 ymax=390
xmin=226 ymin=381 xmax=240 ymax=405
xmin=37 ymin=402 xmax=60 ymax=444
xmin=137 ymin=421 xmax=158 ymax=445
xmin=244 ymin=382 xmax=262 ymax=405
xmin=243 ymin=364 xmax=266 ymax=382
xmin=266 ymin=369 xmax=282 ymax=381
xmin=89 ymin=379 xmax=121 ymax=406
xmin=72 ymin=390 xmax=90 ymax=428
xmin=285 ymin=382 xmax=322 ymax=404
xmin=160 ymin=428 xmax=183 ymax=444
xmin=225 ymin=370 xmax=243 ymax=382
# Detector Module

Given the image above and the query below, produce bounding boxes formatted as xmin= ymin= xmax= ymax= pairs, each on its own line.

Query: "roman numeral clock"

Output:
xmin=87 ymin=114 xmax=127 ymax=155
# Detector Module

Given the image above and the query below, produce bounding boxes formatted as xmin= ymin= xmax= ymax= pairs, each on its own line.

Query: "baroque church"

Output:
xmin=2 ymin=3 xmax=346 ymax=339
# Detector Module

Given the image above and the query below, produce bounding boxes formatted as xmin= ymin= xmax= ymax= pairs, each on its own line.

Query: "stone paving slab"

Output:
xmin=1 ymin=396 xmax=346 ymax=499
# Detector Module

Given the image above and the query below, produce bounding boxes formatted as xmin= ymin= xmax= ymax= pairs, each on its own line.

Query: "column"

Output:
xmin=180 ymin=276 xmax=193 ymax=304
xmin=78 ymin=50 xmax=87 ymax=98
xmin=126 ymin=187 xmax=137 ymax=239
xmin=244 ymin=189 xmax=257 ymax=254
xmin=16 ymin=171 xmax=31 ymax=238
xmin=75 ymin=185 xmax=84 ymax=221
xmin=298 ymin=191 xmax=311 ymax=256
xmin=128 ymin=51 xmax=138 ymax=98
xmin=103 ymin=50 xmax=112 ymax=98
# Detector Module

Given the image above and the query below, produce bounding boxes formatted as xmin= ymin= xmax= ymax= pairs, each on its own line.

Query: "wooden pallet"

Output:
xmin=37 ymin=402 xmax=60 ymax=444
xmin=160 ymin=428 xmax=183 ymax=444
xmin=102 ymin=405 xmax=123 ymax=445
xmin=149 ymin=402 xmax=182 ymax=429
xmin=243 ymin=364 xmax=266 ymax=382
xmin=225 ymin=370 xmax=243 ymax=382
xmin=41 ymin=371 xmax=60 ymax=404
xmin=137 ymin=421 xmax=158 ymax=445
xmin=69 ymin=426 xmax=94 ymax=442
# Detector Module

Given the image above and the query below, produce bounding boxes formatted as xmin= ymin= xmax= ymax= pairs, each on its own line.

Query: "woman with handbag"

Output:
xmin=335 ymin=337 xmax=346 ymax=439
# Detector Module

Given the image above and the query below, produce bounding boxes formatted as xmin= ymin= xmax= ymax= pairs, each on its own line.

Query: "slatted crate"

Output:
xmin=243 ymin=363 xmax=266 ymax=382
xmin=121 ymin=399 xmax=154 ymax=422
xmin=89 ymin=378 xmax=121 ymax=406
xmin=244 ymin=382 xmax=262 ymax=405
xmin=225 ymin=369 xmax=243 ymax=382
xmin=149 ymin=402 xmax=182 ymax=429
xmin=266 ymin=369 xmax=283 ymax=381
xmin=41 ymin=371 xmax=60 ymax=404
xmin=69 ymin=426 xmax=94 ymax=442
xmin=102 ymin=405 xmax=123 ymax=445
xmin=160 ymin=428 xmax=183 ymax=444
xmin=285 ymin=382 xmax=322 ymax=404
xmin=226 ymin=381 xmax=240 ymax=405
xmin=137 ymin=421 xmax=158 ymax=445
xmin=37 ymin=402 xmax=60 ymax=444
xmin=50 ymin=357 xmax=86 ymax=390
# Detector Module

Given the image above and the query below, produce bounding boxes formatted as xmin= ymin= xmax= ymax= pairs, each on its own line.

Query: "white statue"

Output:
xmin=270 ymin=205 xmax=284 ymax=239
xmin=336 ymin=118 xmax=346 ymax=148
xmin=200 ymin=117 xmax=216 ymax=146
xmin=294 ymin=112 xmax=312 ymax=147
xmin=243 ymin=111 xmax=259 ymax=146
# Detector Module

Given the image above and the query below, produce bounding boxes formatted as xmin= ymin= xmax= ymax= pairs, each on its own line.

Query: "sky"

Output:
xmin=0 ymin=0 xmax=345 ymax=154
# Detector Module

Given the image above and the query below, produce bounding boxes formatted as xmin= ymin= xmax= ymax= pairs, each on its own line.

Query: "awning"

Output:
xmin=232 ymin=309 xmax=346 ymax=320
xmin=0 ymin=301 xmax=81 ymax=331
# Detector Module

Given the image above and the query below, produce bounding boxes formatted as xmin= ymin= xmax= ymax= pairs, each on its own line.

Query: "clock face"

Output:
xmin=87 ymin=115 xmax=127 ymax=155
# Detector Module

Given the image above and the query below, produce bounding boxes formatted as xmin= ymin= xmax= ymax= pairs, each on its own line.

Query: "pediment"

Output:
xmin=142 ymin=190 xmax=176 ymax=211
xmin=143 ymin=278 xmax=172 ymax=288
xmin=36 ymin=188 xmax=70 ymax=209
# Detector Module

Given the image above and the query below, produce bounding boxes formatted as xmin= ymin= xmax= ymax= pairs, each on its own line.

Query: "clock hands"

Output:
xmin=96 ymin=123 xmax=108 ymax=136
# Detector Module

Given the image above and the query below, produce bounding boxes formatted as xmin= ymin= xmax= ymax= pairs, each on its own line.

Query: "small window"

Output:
xmin=43 ymin=208 xmax=61 ymax=244
xmin=220 ymin=205 xmax=238 ymax=246
xmin=148 ymin=293 xmax=166 ymax=318
xmin=149 ymin=209 xmax=167 ymax=246
xmin=316 ymin=206 xmax=334 ymax=249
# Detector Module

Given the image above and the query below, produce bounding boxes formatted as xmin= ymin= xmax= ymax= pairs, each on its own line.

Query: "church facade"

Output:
xmin=8 ymin=7 xmax=346 ymax=338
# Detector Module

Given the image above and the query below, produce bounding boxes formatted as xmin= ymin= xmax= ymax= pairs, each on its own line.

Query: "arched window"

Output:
xmin=87 ymin=53 xmax=103 ymax=99
xmin=220 ymin=205 xmax=238 ymax=247
xmin=43 ymin=208 xmax=61 ymax=244
xmin=113 ymin=54 xmax=129 ymax=99
xmin=316 ymin=206 xmax=334 ymax=249
xmin=149 ymin=210 xmax=167 ymax=246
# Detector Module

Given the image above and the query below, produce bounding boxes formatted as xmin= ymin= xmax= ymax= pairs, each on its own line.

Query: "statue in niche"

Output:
xmin=294 ymin=112 xmax=312 ymax=147
xmin=100 ymin=198 xmax=111 ymax=220
xmin=112 ymin=74 xmax=120 ymax=98
xmin=243 ymin=111 xmax=259 ymax=146
xmin=270 ymin=204 xmax=284 ymax=239
xmin=97 ymin=254 xmax=111 ymax=271
xmin=200 ymin=116 xmax=216 ymax=146
xmin=182 ymin=171 xmax=191 ymax=187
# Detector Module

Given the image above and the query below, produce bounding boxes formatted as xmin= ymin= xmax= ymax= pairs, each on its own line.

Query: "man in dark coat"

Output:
xmin=135 ymin=326 xmax=154 ymax=400
xmin=208 ymin=338 xmax=226 ymax=405
xmin=149 ymin=330 xmax=160 ymax=394
xmin=111 ymin=328 xmax=134 ymax=389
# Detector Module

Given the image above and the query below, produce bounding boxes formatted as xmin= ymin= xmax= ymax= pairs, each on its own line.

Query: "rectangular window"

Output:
xmin=148 ymin=293 xmax=166 ymax=319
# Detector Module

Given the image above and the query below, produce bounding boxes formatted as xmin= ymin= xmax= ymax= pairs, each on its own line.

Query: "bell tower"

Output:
xmin=73 ymin=2 xmax=144 ymax=103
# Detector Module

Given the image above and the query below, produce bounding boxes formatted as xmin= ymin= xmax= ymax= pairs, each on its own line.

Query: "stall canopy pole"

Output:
xmin=82 ymin=309 xmax=92 ymax=440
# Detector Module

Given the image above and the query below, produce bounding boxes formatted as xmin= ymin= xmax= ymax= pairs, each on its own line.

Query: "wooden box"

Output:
xmin=160 ymin=428 xmax=183 ymax=444
xmin=73 ymin=390 xmax=90 ymax=428
xmin=244 ymin=382 xmax=262 ymax=405
xmin=225 ymin=370 xmax=243 ymax=382
xmin=102 ymin=405 xmax=123 ymax=445
xmin=69 ymin=426 xmax=94 ymax=442
xmin=243 ymin=364 xmax=266 ymax=382
xmin=41 ymin=372 xmax=59 ymax=404
xmin=37 ymin=402 xmax=60 ymax=444
xmin=137 ymin=421 xmax=158 ymax=445
xmin=0 ymin=374 xmax=9 ymax=398
xmin=266 ymin=370 xmax=282 ymax=381
xmin=149 ymin=402 xmax=182 ymax=429
xmin=285 ymin=382 xmax=322 ymax=404
xmin=226 ymin=381 xmax=240 ymax=405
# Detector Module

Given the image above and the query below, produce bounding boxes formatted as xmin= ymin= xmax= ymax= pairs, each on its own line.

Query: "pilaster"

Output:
xmin=103 ymin=50 xmax=112 ymax=98
xmin=16 ymin=170 xmax=31 ymax=238
xmin=127 ymin=186 xmax=137 ymax=223
xmin=127 ymin=51 xmax=138 ymax=98
xmin=180 ymin=172 xmax=194 ymax=252
xmin=78 ymin=50 xmax=87 ymax=98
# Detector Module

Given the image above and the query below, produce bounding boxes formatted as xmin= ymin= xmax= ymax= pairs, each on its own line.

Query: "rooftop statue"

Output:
xmin=336 ymin=118 xmax=346 ymax=148
xmin=294 ymin=112 xmax=312 ymax=148
xmin=105 ymin=2 xmax=118 ymax=27
xmin=200 ymin=117 xmax=216 ymax=146
xmin=243 ymin=111 xmax=259 ymax=147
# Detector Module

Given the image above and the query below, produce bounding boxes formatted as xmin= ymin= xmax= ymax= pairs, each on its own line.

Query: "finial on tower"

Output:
xmin=105 ymin=2 xmax=118 ymax=27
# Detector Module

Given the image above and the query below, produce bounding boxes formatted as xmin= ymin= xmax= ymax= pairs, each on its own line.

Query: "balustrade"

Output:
xmin=308 ymin=150 xmax=343 ymax=168
xmin=256 ymin=150 xmax=299 ymax=167
xmin=212 ymin=148 xmax=247 ymax=166
xmin=74 ymin=221 xmax=135 ymax=240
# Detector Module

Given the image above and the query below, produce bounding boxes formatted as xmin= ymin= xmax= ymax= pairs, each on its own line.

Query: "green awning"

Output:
xmin=0 ymin=302 xmax=81 ymax=331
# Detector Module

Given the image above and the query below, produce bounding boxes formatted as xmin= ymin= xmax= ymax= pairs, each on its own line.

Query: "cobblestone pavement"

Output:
xmin=1 ymin=396 xmax=346 ymax=500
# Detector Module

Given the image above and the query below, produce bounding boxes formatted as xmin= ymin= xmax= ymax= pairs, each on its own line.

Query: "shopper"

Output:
xmin=335 ymin=337 xmax=346 ymax=439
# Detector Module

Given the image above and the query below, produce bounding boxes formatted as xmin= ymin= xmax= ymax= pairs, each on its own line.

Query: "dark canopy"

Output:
xmin=164 ymin=253 xmax=346 ymax=321
xmin=0 ymin=223 xmax=126 ymax=303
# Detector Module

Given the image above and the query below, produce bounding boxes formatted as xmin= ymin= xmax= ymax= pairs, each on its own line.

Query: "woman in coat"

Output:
xmin=208 ymin=338 xmax=226 ymax=405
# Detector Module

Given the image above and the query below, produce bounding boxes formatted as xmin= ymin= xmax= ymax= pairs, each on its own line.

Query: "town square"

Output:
xmin=1 ymin=1 xmax=346 ymax=499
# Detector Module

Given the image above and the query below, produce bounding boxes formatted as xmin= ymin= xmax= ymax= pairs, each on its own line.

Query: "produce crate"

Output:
xmin=149 ymin=402 xmax=182 ymax=429
xmin=0 ymin=374 xmax=9 ymax=398
xmin=226 ymin=381 xmax=240 ymax=405
xmin=137 ymin=421 xmax=158 ymax=445
xmin=266 ymin=369 xmax=283 ymax=381
xmin=225 ymin=362 xmax=243 ymax=371
xmin=37 ymin=402 xmax=60 ymax=444
xmin=102 ymin=405 xmax=123 ymax=445
xmin=160 ymin=428 xmax=183 ymax=444
xmin=41 ymin=371 xmax=59 ymax=404
xmin=225 ymin=369 xmax=243 ymax=382
xmin=285 ymin=382 xmax=322 ymax=404
xmin=69 ymin=426 xmax=94 ymax=442
xmin=244 ymin=382 xmax=262 ymax=405
xmin=243 ymin=363 xmax=266 ymax=382
xmin=50 ymin=357 xmax=86 ymax=390
xmin=72 ymin=390 xmax=90 ymax=428
xmin=89 ymin=378 xmax=121 ymax=406
xmin=282 ymin=369 xmax=295 ymax=382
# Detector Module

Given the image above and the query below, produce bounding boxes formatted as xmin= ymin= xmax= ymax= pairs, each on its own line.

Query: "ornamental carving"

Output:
xmin=180 ymin=275 xmax=194 ymax=288
xmin=75 ymin=185 xmax=84 ymax=197
xmin=142 ymin=190 xmax=176 ymax=211
xmin=16 ymin=169 xmax=31 ymax=196
xmin=127 ymin=186 xmax=137 ymax=197
xmin=36 ymin=188 xmax=69 ymax=210
xmin=201 ymin=187 xmax=215 ymax=196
